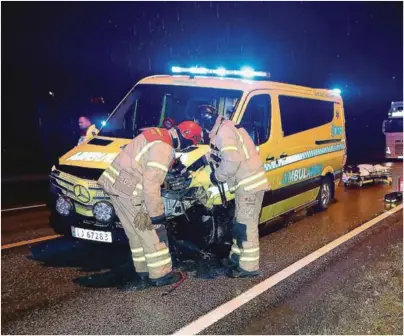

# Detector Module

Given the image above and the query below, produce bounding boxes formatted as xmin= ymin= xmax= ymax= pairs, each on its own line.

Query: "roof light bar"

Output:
xmin=171 ymin=66 xmax=270 ymax=79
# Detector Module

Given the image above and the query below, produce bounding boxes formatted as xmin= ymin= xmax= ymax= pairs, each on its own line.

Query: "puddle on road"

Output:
xmin=27 ymin=235 xmax=232 ymax=288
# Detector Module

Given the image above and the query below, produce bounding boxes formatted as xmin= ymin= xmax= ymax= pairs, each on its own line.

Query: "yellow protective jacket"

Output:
xmin=98 ymin=128 xmax=175 ymax=220
xmin=209 ymin=116 xmax=269 ymax=194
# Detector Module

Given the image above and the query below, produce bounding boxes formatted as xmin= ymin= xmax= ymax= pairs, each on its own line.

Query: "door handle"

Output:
xmin=280 ymin=153 xmax=288 ymax=159
xmin=315 ymin=138 xmax=342 ymax=145
xmin=266 ymin=156 xmax=275 ymax=161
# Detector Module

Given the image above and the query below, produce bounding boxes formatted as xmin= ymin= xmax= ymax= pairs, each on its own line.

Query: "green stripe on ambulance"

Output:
xmin=281 ymin=164 xmax=323 ymax=185
xmin=263 ymin=144 xmax=345 ymax=172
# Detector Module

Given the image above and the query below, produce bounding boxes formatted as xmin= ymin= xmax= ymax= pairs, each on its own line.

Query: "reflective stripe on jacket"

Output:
xmin=98 ymin=128 xmax=175 ymax=218
xmin=209 ymin=116 xmax=269 ymax=193
xmin=78 ymin=124 xmax=99 ymax=145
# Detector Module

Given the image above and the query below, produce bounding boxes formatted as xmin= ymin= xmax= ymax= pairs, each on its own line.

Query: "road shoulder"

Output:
xmin=233 ymin=213 xmax=403 ymax=335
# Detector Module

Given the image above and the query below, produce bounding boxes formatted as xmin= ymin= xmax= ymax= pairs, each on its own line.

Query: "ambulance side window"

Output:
xmin=279 ymin=96 xmax=334 ymax=137
xmin=239 ymin=94 xmax=271 ymax=145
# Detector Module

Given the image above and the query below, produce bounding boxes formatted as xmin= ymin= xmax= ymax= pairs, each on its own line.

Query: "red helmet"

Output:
xmin=176 ymin=121 xmax=202 ymax=146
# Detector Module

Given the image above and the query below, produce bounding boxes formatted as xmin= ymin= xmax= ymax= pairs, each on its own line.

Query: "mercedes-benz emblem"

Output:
xmin=73 ymin=184 xmax=91 ymax=203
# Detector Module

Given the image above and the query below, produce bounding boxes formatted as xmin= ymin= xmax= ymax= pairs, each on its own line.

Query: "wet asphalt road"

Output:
xmin=1 ymin=162 xmax=403 ymax=334
xmin=205 ymin=210 xmax=403 ymax=335
xmin=2 ymin=207 xmax=53 ymax=246
xmin=1 ymin=179 xmax=49 ymax=209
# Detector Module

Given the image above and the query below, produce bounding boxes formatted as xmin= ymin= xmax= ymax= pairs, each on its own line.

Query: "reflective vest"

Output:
xmin=78 ymin=124 xmax=98 ymax=145
xmin=142 ymin=127 xmax=173 ymax=147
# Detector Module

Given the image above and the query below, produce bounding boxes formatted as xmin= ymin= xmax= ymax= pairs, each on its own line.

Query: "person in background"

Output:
xmin=78 ymin=116 xmax=98 ymax=145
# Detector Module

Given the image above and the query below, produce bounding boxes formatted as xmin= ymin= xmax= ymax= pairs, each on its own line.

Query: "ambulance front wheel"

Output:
xmin=315 ymin=177 xmax=333 ymax=212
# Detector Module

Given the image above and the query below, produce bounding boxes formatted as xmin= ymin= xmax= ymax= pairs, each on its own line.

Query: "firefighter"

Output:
xmin=195 ymin=105 xmax=269 ymax=278
xmin=97 ymin=121 xmax=202 ymax=291
xmin=78 ymin=116 xmax=98 ymax=145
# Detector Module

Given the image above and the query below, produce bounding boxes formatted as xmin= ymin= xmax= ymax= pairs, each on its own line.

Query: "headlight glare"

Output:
xmin=56 ymin=196 xmax=73 ymax=216
xmin=93 ymin=201 xmax=114 ymax=223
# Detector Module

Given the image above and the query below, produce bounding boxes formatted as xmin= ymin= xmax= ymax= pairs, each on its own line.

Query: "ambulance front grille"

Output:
xmin=50 ymin=170 xmax=109 ymax=206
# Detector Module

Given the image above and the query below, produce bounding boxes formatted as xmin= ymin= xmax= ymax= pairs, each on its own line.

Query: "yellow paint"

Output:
xmin=2 ymin=235 xmax=62 ymax=250
xmin=59 ymin=137 xmax=131 ymax=170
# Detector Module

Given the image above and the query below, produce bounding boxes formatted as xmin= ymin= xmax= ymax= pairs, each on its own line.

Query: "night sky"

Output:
xmin=2 ymin=1 xmax=403 ymax=175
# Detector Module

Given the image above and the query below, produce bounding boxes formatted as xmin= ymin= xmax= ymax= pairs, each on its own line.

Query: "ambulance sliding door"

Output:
xmin=234 ymin=90 xmax=283 ymax=223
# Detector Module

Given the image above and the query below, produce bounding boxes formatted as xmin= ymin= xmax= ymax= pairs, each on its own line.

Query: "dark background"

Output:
xmin=2 ymin=1 xmax=403 ymax=177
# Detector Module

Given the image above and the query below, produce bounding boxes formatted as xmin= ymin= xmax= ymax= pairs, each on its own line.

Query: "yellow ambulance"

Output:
xmin=49 ymin=66 xmax=346 ymax=249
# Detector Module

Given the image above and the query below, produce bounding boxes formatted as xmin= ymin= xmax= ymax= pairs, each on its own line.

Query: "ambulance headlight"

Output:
xmin=93 ymin=201 xmax=114 ymax=223
xmin=56 ymin=196 xmax=73 ymax=216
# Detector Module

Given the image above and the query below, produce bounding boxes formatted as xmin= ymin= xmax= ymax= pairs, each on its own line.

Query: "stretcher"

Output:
xmin=342 ymin=164 xmax=392 ymax=187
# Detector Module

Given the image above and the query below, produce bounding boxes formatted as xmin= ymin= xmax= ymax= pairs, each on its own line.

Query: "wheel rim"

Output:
xmin=321 ymin=184 xmax=330 ymax=206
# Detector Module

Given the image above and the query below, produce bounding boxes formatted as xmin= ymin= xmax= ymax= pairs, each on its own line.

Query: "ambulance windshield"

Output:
xmin=98 ymin=84 xmax=242 ymax=139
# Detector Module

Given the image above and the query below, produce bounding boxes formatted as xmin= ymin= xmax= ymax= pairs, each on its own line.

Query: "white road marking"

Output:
xmin=173 ymin=203 xmax=403 ymax=335
xmin=1 ymin=204 xmax=47 ymax=212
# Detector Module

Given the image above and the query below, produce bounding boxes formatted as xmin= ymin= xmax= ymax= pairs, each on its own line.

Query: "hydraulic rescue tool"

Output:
xmin=209 ymin=160 xmax=228 ymax=208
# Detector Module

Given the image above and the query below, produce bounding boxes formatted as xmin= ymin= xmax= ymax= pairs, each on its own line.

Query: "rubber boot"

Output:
xmin=221 ymin=258 xmax=238 ymax=269
xmin=118 ymin=273 xmax=151 ymax=292
xmin=151 ymin=271 xmax=182 ymax=287
xmin=228 ymin=266 xmax=260 ymax=278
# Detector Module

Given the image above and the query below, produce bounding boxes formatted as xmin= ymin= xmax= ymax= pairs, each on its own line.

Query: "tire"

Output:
xmin=49 ymin=211 xmax=72 ymax=236
xmin=315 ymin=177 xmax=333 ymax=211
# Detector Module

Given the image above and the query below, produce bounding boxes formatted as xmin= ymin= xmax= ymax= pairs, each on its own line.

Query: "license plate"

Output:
xmin=71 ymin=226 xmax=112 ymax=243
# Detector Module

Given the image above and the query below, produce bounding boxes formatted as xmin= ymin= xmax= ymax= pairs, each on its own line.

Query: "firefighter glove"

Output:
xmin=170 ymin=159 xmax=189 ymax=177
xmin=134 ymin=211 xmax=153 ymax=231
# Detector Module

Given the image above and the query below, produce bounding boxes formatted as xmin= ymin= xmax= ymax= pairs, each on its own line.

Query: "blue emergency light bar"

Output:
xmin=331 ymin=88 xmax=342 ymax=95
xmin=171 ymin=66 xmax=270 ymax=79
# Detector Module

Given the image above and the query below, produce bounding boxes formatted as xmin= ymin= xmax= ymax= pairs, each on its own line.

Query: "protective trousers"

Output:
xmin=110 ymin=195 xmax=172 ymax=280
xmin=229 ymin=190 xmax=264 ymax=272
